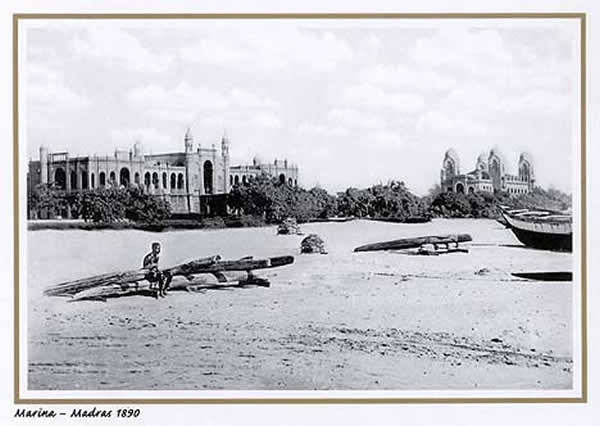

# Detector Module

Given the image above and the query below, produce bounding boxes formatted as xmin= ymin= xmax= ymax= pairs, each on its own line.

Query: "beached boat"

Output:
xmin=501 ymin=208 xmax=572 ymax=252
xmin=354 ymin=234 xmax=472 ymax=252
xmin=366 ymin=215 xmax=432 ymax=224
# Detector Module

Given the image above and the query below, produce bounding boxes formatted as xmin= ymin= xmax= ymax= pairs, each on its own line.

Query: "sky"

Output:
xmin=24 ymin=19 xmax=578 ymax=195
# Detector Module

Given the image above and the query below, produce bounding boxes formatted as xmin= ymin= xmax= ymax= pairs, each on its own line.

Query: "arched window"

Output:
xmin=99 ymin=171 xmax=106 ymax=187
xmin=71 ymin=171 xmax=77 ymax=190
xmin=162 ymin=172 xmax=167 ymax=189
xmin=279 ymin=174 xmax=286 ymax=184
xmin=109 ymin=171 xmax=116 ymax=185
xmin=456 ymin=183 xmax=465 ymax=194
xmin=242 ymin=175 xmax=247 ymax=184
xmin=91 ymin=173 xmax=95 ymax=189
xmin=81 ymin=171 xmax=88 ymax=190
xmin=144 ymin=172 xmax=151 ymax=187
xmin=54 ymin=168 xmax=66 ymax=190
xmin=288 ymin=177 xmax=293 ymax=185
xmin=294 ymin=179 xmax=297 ymax=186
xmin=134 ymin=172 xmax=140 ymax=185
xmin=234 ymin=175 xmax=239 ymax=185
xmin=177 ymin=173 xmax=184 ymax=190
xmin=152 ymin=172 xmax=159 ymax=189
xmin=203 ymin=161 xmax=213 ymax=194
xmin=170 ymin=173 xmax=176 ymax=190
xmin=119 ymin=168 xmax=130 ymax=187
xmin=230 ymin=175 xmax=233 ymax=186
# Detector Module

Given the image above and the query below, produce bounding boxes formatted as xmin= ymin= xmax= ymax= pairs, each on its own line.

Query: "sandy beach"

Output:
xmin=27 ymin=219 xmax=573 ymax=390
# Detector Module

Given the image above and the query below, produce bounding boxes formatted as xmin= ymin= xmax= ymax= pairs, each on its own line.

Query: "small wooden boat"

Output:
xmin=367 ymin=215 xmax=431 ymax=224
xmin=354 ymin=234 xmax=472 ymax=252
xmin=511 ymin=272 xmax=572 ymax=282
xmin=501 ymin=208 xmax=572 ymax=252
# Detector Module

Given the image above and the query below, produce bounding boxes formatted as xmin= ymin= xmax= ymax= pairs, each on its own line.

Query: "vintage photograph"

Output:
xmin=20 ymin=16 xmax=580 ymax=395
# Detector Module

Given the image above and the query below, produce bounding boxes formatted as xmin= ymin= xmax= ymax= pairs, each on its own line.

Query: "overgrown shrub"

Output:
xmin=336 ymin=181 xmax=426 ymax=220
xmin=429 ymin=187 xmax=571 ymax=218
xmin=228 ymin=175 xmax=335 ymax=223
xmin=76 ymin=187 xmax=171 ymax=224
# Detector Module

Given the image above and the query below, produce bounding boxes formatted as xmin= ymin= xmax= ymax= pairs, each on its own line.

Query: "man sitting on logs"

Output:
xmin=142 ymin=242 xmax=168 ymax=298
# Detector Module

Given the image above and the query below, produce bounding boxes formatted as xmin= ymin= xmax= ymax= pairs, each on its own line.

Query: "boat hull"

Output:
xmin=508 ymin=225 xmax=572 ymax=252
xmin=502 ymin=212 xmax=572 ymax=252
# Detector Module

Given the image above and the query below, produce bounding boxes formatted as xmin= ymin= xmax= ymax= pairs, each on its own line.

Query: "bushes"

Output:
xmin=228 ymin=175 xmax=335 ymax=223
xmin=229 ymin=177 xmax=427 ymax=224
xmin=512 ymin=187 xmax=572 ymax=212
xmin=27 ymin=183 xmax=67 ymax=219
xmin=336 ymin=181 xmax=426 ymax=220
xmin=76 ymin=187 xmax=171 ymax=224
xmin=429 ymin=187 xmax=571 ymax=218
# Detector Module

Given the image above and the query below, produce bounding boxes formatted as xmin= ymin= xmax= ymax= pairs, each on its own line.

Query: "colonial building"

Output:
xmin=440 ymin=147 xmax=534 ymax=195
xmin=28 ymin=129 xmax=299 ymax=217
xmin=230 ymin=155 xmax=299 ymax=187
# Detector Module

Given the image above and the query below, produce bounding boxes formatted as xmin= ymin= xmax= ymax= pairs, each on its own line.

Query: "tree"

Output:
xmin=28 ymin=183 xmax=66 ymax=219
xmin=76 ymin=187 xmax=171 ymax=224
xmin=228 ymin=175 xmax=338 ymax=223
xmin=336 ymin=181 xmax=425 ymax=220
xmin=124 ymin=187 xmax=171 ymax=223
xmin=308 ymin=187 xmax=338 ymax=219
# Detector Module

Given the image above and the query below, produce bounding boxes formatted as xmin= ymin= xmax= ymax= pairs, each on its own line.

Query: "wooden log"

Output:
xmin=45 ymin=255 xmax=294 ymax=298
xmin=70 ymin=271 xmax=269 ymax=302
xmin=44 ymin=270 xmax=148 ymax=297
xmin=44 ymin=255 xmax=221 ymax=297
xmin=354 ymin=234 xmax=472 ymax=252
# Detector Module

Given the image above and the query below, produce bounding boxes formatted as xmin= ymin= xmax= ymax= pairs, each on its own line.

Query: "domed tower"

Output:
xmin=476 ymin=151 xmax=488 ymax=172
xmin=442 ymin=148 xmax=461 ymax=180
xmin=221 ymin=129 xmax=231 ymax=192
xmin=440 ymin=149 xmax=460 ymax=192
xmin=488 ymin=146 xmax=506 ymax=191
xmin=518 ymin=152 xmax=535 ymax=190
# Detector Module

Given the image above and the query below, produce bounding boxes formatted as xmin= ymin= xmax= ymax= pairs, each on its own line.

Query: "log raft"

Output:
xmin=44 ymin=255 xmax=294 ymax=301
xmin=354 ymin=234 xmax=472 ymax=253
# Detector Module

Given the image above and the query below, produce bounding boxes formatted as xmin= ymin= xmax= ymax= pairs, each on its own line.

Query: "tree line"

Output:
xmin=27 ymin=176 xmax=571 ymax=226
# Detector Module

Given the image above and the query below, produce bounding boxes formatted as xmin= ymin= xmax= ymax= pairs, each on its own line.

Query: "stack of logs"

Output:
xmin=44 ymin=255 xmax=294 ymax=302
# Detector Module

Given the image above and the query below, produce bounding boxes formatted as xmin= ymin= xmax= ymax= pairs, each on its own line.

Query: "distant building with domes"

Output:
xmin=440 ymin=147 xmax=534 ymax=195
xmin=27 ymin=128 xmax=300 ymax=218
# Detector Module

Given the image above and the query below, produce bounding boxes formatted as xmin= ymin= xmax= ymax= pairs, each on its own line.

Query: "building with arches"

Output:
xmin=27 ymin=128 xmax=300 ymax=217
xmin=229 ymin=155 xmax=299 ymax=188
xmin=440 ymin=147 xmax=535 ymax=195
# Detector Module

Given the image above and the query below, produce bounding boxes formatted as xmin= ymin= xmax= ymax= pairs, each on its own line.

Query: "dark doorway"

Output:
xmin=120 ymin=168 xmax=130 ymax=187
xmin=54 ymin=168 xmax=66 ymax=190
